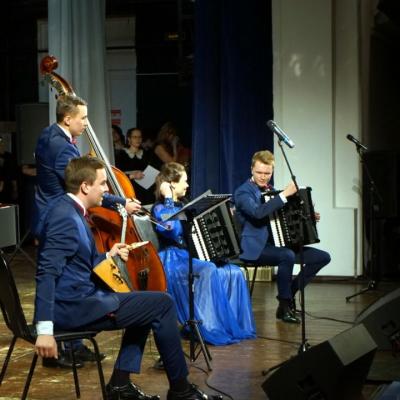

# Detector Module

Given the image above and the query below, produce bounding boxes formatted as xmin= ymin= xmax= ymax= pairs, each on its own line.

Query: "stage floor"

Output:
xmin=0 ymin=246 xmax=399 ymax=399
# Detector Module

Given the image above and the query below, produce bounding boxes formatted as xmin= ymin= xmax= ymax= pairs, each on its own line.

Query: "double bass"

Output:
xmin=40 ymin=55 xmax=167 ymax=292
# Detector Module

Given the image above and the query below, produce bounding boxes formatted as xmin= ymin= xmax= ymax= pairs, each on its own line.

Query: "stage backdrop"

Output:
xmin=191 ymin=0 xmax=273 ymax=196
xmin=192 ymin=0 xmax=367 ymax=277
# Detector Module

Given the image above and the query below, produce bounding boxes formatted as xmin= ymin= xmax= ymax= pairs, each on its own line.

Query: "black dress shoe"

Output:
xmin=74 ymin=344 xmax=106 ymax=362
xmin=106 ymin=382 xmax=160 ymax=400
xmin=276 ymin=305 xmax=300 ymax=324
xmin=167 ymin=383 xmax=223 ymax=400
xmin=42 ymin=352 xmax=84 ymax=369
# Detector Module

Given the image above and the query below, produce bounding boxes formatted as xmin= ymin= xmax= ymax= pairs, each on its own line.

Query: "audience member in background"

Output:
xmin=152 ymin=122 xmax=190 ymax=170
xmin=111 ymin=124 xmax=125 ymax=159
xmin=0 ymin=136 xmax=18 ymax=204
xmin=115 ymin=127 xmax=155 ymax=205
xmin=152 ymin=162 xmax=256 ymax=346
xmin=141 ymin=132 xmax=155 ymax=151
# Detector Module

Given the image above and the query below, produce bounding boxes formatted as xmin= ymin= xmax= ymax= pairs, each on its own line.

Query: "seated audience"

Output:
xmin=152 ymin=122 xmax=190 ymax=170
xmin=115 ymin=127 xmax=155 ymax=205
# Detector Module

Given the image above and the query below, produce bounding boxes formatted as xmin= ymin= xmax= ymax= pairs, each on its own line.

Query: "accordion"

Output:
xmin=262 ymin=187 xmax=320 ymax=250
xmin=190 ymin=196 xmax=240 ymax=263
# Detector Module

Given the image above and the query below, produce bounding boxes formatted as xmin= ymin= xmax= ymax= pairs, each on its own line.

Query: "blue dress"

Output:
xmin=153 ymin=198 xmax=256 ymax=345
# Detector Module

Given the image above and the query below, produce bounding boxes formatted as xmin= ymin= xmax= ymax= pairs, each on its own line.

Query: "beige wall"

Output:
xmin=271 ymin=0 xmax=374 ymax=276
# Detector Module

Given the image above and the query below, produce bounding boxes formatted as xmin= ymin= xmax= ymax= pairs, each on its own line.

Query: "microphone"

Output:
xmin=266 ymin=120 xmax=295 ymax=148
xmin=346 ymin=134 xmax=368 ymax=151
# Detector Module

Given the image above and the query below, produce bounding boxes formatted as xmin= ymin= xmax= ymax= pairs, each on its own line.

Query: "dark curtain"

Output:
xmin=191 ymin=0 xmax=273 ymax=196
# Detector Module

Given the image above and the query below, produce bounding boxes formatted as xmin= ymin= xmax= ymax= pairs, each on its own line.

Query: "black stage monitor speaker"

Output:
xmin=262 ymin=324 xmax=377 ymax=400
xmin=0 ymin=205 xmax=18 ymax=248
xmin=354 ymin=288 xmax=400 ymax=350
xmin=16 ymin=103 xmax=49 ymax=165
xmin=371 ymin=381 xmax=400 ymax=399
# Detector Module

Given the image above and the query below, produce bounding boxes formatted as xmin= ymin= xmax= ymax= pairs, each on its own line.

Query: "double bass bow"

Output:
xmin=40 ymin=55 xmax=167 ymax=292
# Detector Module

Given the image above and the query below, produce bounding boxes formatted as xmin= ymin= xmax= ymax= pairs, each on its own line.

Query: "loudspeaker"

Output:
xmin=0 ymin=205 xmax=18 ymax=248
xmin=363 ymin=151 xmax=400 ymax=219
xmin=355 ymin=288 xmax=400 ymax=350
xmin=371 ymin=381 xmax=400 ymax=399
xmin=15 ymin=103 xmax=49 ymax=165
xmin=262 ymin=324 xmax=377 ymax=400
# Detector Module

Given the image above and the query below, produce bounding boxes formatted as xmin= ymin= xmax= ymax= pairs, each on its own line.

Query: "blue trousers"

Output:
xmin=77 ymin=291 xmax=188 ymax=384
xmin=255 ymin=244 xmax=331 ymax=299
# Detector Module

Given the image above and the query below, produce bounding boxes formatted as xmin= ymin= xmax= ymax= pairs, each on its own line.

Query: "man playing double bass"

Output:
xmin=32 ymin=93 xmax=142 ymax=368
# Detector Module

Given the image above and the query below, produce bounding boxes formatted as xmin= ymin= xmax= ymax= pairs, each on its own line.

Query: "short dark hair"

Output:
xmin=56 ymin=94 xmax=87 ymax=123
xmin=65 ymin=156 xmax=106 ymax=194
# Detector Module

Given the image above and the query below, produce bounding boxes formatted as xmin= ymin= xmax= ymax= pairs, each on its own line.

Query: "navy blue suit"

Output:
xmin=34 ymin=194 xmax=188 ymax=381
xmin=234 ymin=179 xmax=331 ymax=299
xmin=33 ymin=123 xmax=124 ymax=237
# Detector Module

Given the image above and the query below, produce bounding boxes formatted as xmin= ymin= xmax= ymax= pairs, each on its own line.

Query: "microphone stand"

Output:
xmin=262 ymin=138 xmax=309 ymax=377
xmin=345 ymin=145 xmax=383 ymax=302
xmin=276 ymin=139 xmax=309 ymax=353
xmin=181 ymin=214 xmax=213 ymax=371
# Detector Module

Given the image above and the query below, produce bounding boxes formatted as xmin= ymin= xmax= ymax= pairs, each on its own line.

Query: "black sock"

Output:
xmin=169 ymin=377 xmax=190 ymax=392
xmin=278 ymin=298 xmax=291 ymax=309
xmin=110 ymin=369 xmax=130 ymax=387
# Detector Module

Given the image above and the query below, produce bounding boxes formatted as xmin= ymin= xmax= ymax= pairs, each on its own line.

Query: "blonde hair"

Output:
xmin=251 ymin=150 xmax=275 ymax=168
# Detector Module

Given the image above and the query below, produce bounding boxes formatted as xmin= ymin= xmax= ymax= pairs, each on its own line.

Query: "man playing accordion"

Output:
xmin=234 ymin=150 xmax=331 ymax=323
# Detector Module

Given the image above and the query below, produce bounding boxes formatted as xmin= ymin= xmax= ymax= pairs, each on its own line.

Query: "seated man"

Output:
xmin=34 ymin=156 xmax=222 ymax=400
xmin=234 ymin=150 xmax=331 ymax=323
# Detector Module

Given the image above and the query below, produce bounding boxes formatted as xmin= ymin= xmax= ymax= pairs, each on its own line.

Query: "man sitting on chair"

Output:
xmin=34 ymin=156 xmax=223 ymax=400
xmin=234 ymin=150 xmax=331 ymax=323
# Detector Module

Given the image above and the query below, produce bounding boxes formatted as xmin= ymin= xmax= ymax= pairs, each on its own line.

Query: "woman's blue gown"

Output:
xmin=153 ymin=198 xmax=256 ymax=345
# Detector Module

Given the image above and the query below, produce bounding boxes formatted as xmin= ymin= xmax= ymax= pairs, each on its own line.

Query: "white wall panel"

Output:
xmin=272 ymin=0 xmax=362 ymax=276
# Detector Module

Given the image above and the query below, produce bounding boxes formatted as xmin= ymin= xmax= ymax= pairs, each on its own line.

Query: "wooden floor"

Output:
xmin=0 ymin=245 xmax=399 ymax=400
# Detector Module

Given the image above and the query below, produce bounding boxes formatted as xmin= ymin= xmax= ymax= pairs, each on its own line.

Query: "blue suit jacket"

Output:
xmin=33 ymin=123 xmax=125 ymax=237
xmin=233 ymin=179 xmax=284 ymax=261
xmin=34 ymin=195 xmax=120 ymax=329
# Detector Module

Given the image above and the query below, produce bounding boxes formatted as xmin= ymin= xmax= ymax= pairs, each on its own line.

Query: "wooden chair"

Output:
xmin=0 ymin=251 xmax=107 ymax=400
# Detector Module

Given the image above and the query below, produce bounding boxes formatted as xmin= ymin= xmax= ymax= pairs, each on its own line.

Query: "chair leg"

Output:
xmin=241 ymin=265 xmax=251 ymax=292
xmin=87 ymin=337 xmax=107 ymax=400
xmin=68 ymin=346 xmax=81 ymax=398
xmin=250 ymin=266 xmax=258 ymax=298
xmin=21 ymin=353 xmax=38 ymax=400
xmin=0 ymin=335 xmax=17 ymax=384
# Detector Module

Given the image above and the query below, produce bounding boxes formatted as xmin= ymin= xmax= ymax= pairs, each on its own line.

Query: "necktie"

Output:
xmin=71 ymin=137 xmax=77 ymax=145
